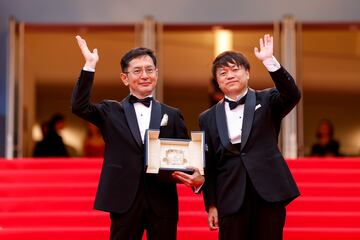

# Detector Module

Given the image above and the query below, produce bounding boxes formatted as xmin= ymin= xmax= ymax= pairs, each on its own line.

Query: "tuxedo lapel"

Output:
xmin=241 ymin=89 xmax=256 ymax=151
xmin=215 ymin=99 xmax=240 ymax=154
xmin=149 ymin=99 xmax=162 ymax=129
xmin=122 ymin=96 xmax=143 ymax=149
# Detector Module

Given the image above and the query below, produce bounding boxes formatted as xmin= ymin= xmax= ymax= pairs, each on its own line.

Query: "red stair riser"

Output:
xmin=0 ymin=170 xmax=101 ymax=183
xmin=1 ymin=157 xmax=360 ymax=240
xmin=287 ymin=196 xmax=360 ymax=212
xmin=285 ymin=212 xmax=360 ymax=228
xmin=0 ymin=158 xmax=102 ymax=169
xmin=0 ymin=212 xmax=109 ymax=227
xmin=0 ymin=184 xmax=97 ymax=197
xmin=287 ymin=158 xmax=360 ymax=169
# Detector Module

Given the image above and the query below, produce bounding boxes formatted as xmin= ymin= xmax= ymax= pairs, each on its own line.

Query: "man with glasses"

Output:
xmin=199 ymin=34 xmax=301 ymax=240
xmin=72 ymin=36 xmax=204 ymax=240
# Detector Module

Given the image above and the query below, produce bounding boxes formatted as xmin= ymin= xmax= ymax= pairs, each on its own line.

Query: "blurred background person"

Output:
xmin=33 ymin=114 xmax=69 ymax=157
xmin=83 ymin=122 xmax=105 ymax=157
xmin=208 ymin=77 xmax=224 ymax=106
xmin=310 ymin=119 xmax=342 ymax=157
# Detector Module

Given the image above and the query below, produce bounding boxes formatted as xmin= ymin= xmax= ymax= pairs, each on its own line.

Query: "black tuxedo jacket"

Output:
xmin=199 ymin=67 xmax=301 ymax=218
xmin=71 ymin=70 xmax=189 ymax=218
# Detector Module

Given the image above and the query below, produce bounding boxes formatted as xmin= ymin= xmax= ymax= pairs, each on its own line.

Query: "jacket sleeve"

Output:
xmin=71 ymin=70 xmax=107 ymax=127
xmin=174 ymin=110 xmax=190 ymax=140
xmin=199 ymin=114 xmax=217 ymax=211
xmin=269 ymin=66 xmax=301 ymax=118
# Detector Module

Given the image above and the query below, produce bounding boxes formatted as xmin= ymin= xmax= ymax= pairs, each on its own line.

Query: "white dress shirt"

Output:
xmin=224 ymin=90 xmax=247 ymax=144
xmin=133 ymin=99 xmax=152 ymax=143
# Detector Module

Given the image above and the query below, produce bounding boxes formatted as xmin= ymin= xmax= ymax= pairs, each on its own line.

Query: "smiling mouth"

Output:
xmin=140 ymin=82 xmax=151 ymax=86
xmin=226 ymin=81 xmax=238 ymax=85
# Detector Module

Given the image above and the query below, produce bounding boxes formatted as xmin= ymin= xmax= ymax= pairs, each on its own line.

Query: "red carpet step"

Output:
xmin=0 ymin=157 xmax=360 ymax=240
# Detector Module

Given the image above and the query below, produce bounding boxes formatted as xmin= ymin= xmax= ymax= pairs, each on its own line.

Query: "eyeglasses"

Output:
xmin=217 ymin=66 xmax=243 ymax=78
xmin=124 ymin=67 xmax=157 ymax=77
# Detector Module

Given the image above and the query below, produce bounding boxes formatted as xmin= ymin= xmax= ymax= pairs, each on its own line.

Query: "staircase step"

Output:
xmin=1 ymin=180 xmax=359 ymax=199
xmin=2 ymin=226 xmax=360 ymax=240
xmin=298 ymin=183 xmax=360 ymax=197
xmin=287 ymin=158 xmax=360 ymax=169
xmin=284 ymin=227 xmax=360 ymax=240
xmin=287 ymin=196 xmax=360 ymax=212
xmin=179 ymin=196 xmax=204 ymax=211
xmin=0 ymin=212 xmax=109 ymax=228
xmin=291 ymin=169 xmax=360 ymax=183
xmin=0 ymin=183 xmax=97 ymax=197
xmin=0 ymin=211 xmax=210 ymax=228
xmin=0 ymin=227 xmax=218 ymax=240
xmin=0 ymin=197 xmax=94 ymax=212
xmin=0 ymin=169 xmax=101 ymax=183
xmin=0 ymin=158 xmax=102 ymax=170
xmin=1 ymin=157 xmax=360 ymax=240
xmin=177 ymin=227 xmax=217 ymax=240
xmin=286 ymin=212 xmax=360 ymax=228
xmin=0 ymin=227 xmax=109 ymax=240
xmin=2 ymin=158 xmax=359 ymax=170
xmin=3 ymin=209 xmax=360 ymax=229
xmin=177 ymin=180 xmax=360 ymax=198
xmin=0 ymin=196 xmax=205 ymax=213
xmin=2 ymin=195 xmax=360 ymax=213
xmin=178 ymin=193 xmax=360 ymax=213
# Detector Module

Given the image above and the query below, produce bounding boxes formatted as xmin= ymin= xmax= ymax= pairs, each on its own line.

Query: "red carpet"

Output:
xmin=0 ymin=157 xmax=360 ymax=240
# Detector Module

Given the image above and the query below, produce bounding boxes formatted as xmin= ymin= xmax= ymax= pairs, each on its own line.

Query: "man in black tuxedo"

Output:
xmin=199 ymin=34 xmax=301 ymax=240
xmin=72 ymin=36 xmax=204 ymax=240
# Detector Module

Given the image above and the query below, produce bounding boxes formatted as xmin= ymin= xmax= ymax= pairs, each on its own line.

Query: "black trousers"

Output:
xmin=219 ymin=175 xmax=286 ymax=240
xmin=109 ymin=186 xmax=177 ymax=240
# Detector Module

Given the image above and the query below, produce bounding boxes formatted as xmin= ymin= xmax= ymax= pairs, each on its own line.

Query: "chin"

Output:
xmin=226 ymin=87 xmax=242 ymax=93
xmin=140 ymin=88 xmax=155 ymax=96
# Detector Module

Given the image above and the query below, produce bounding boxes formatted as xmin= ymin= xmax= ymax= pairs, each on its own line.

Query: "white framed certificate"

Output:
xmin=145 ymin=130 xmax=205 ymax=175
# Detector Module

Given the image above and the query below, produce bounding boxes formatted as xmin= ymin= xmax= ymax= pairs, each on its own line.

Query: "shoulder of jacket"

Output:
xmin=199 ymin=105 xmax=216 ymax=119
xmin=159 ymin=102 xmax=180 ymax=113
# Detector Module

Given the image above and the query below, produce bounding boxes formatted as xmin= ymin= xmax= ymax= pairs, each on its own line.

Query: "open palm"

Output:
xmin=75 ymin=35 xmax=99 ymax=69
xmin=254 ymin=34 xmax=273 ymax=61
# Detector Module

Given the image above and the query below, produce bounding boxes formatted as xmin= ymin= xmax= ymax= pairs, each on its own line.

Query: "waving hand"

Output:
xmin=254 ymin=34 xmax=274 ymax=61
xmin=75 ymin=35 xmax=99 ymax=69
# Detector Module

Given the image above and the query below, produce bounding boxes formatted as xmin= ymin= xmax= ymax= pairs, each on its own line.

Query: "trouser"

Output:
xmin=109 ymin=187 xmax=177 ymax=240
xmin=219 ymin=175 xmax=286 ymax=240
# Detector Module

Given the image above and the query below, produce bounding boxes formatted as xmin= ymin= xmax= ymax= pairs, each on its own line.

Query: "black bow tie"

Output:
xmin=225 ymin=95 xmax=246 ymax=110
xmin=129 ymin=95 xmax=153 ymax=107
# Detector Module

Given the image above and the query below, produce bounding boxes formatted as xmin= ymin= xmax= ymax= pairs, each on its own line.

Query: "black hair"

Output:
xmin=212 ymin=51 xmax=250 ymax=79
xmin=48 ymin=114 xmax=65 ymax=132
xmin=120 ymin=47 xmax=157 ymax=72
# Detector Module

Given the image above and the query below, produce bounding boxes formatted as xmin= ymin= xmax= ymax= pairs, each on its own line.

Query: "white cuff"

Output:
xmin=194 ymin=182 xmax=204 ymax=194
xmin=262 ymin=56 xmax=281 ymax=72
xmin=83 ymin=66 xmax=95 ymax=72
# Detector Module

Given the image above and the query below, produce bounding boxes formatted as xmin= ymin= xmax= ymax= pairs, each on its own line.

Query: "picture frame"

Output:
xmin=145 ymin=130 xmax=205 ymax=175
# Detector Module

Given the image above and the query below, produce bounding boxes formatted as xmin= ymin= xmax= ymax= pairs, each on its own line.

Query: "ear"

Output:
xmin=120 ymin=73 xmax=129 ymax=86
xmin=245 ymin=70 xmax=250 ymax=80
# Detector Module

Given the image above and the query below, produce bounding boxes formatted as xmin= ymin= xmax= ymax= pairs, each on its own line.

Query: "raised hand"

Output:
xmin=254 ymin=34 xmax=274 ymax=61
xmin=75 ymin=35 xmax=99 ymax=69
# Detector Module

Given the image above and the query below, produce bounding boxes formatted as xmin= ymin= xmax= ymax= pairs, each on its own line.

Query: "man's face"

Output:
xmin=216 ymin=63 xmax=249 ymax=97
xmin=121 ymin=55 xmax=158 ymax=98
